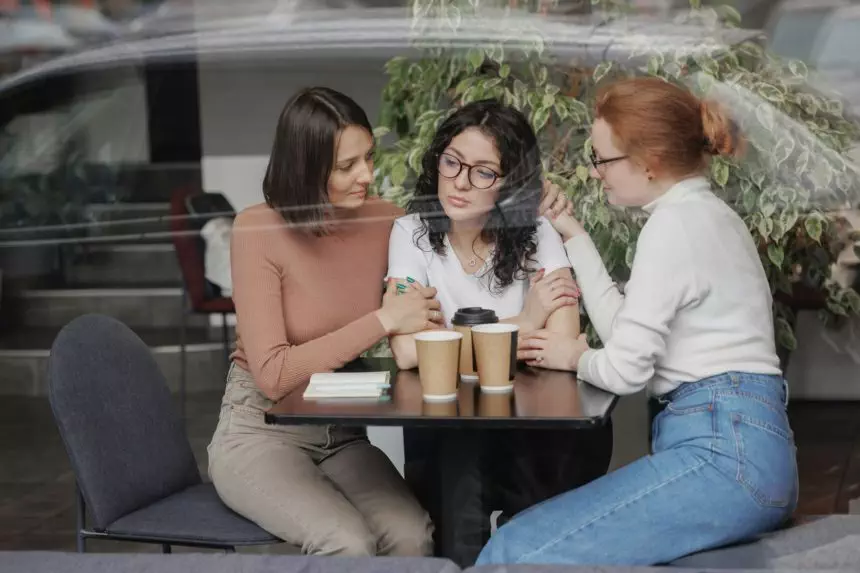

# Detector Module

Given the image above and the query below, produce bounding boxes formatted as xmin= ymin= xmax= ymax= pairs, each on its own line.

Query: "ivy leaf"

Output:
xmin=532 ymin=107 xmax=551 ymax=132
xmin=717 ymin=4 xmax=742 ymax=26
xmin=576 ymin=165 xmax=589 ymax=183
xmin=390 ymin=162 xmax=408 ymax=187
xmin=756 ymin=104 xmax=775 ymax=131
xmin=593 ymin=61 xmax=613 ymax=83
xmin=757 ymin=214 xmax=774 ymax=238
xmin=781 ymin=210 xmax=800 ymax=233
xmin=467 ymin=48 xmax=484 ymax=71
xmin=775 ymin=317 xmax=797 ymax=351
xmin=647 ymin=55 xmax=662 ymax=75
xmin=767 ymin=243 xmax=785 ymax=268
xmin=742 ymin=183 xmax=757 ymax=213
xmin=712 ymin=159 xmax=730 ymax=187
xmin=500 ymin=63 xmax=510 ymax=78
xmin=757 ymin=84 xmax=784 ymax=104
xmin=827 ymin=299 xmax=849 ymax=317
xmin=842 ymin=289 xmax=860 ymax=314
xmin=804 ymin=214 xmax=824 ymax=243
xmin=788 ymin=59 xmax=808 ymax=79
xmin=596 ymin=204 xmax=611 ymax=227
xmin=625 ymin=244 xmax=636 ymax=268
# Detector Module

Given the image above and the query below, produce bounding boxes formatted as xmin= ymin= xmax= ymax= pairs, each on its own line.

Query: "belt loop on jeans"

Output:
xmin=783 ymin=378 xmax=790 ymax=407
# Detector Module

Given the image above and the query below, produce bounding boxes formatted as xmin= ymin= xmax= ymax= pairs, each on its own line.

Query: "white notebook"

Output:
xmin=302 ymin=371 xmax=390 ymax=399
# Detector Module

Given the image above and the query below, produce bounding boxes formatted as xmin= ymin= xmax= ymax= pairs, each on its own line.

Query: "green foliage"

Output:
xmin=374 ymin=0 xmax=860 ymax=351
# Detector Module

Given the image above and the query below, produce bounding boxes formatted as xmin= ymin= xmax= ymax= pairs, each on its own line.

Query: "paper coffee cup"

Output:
xmin=471 ymin=323 xmax=518 ymax=393
xmin=414 ymin=330 xmax=463 ymax=401
xmin=451 ymin=307 xmax=498 ymax=381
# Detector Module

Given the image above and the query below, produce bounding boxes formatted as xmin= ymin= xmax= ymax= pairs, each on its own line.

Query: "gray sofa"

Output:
xmin=0 ymin=552 xmax=858 ymax=573
xmin=3 ymin=515 xmax=860 ymax=573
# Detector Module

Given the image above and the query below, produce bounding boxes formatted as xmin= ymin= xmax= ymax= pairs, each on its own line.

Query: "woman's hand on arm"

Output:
xmin=509 ymin=267 xmax=580 ymax=334
xmin=517 ymin=331 xmax=590 ymax=371
xmin=381 ymin=278 xmax=444 ymax=370
xmin=541 ymin=181 xmax=587 ymax=242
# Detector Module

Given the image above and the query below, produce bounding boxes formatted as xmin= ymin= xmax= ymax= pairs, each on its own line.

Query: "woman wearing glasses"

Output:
xmin=477 ymin=77 xmax=797 ymax=565
xmin=386 ymin=99 xmax=614 ymax=526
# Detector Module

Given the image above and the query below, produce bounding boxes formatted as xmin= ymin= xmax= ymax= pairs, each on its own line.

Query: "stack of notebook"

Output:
xmin=302 ymin=371 xmax=391 ymax=400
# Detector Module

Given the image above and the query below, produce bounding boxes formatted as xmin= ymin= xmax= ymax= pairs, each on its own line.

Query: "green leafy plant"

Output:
xmin=373 ymin=0 xmax=860 ymax=352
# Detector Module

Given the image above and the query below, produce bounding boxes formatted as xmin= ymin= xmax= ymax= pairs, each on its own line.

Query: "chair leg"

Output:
xmin=75 ymin=485 xmax=86 ymax=553
xmin=179 ymin=291 xmax=188 ymax=423
xmin=162 ymin=544 xmax=172 ymax=554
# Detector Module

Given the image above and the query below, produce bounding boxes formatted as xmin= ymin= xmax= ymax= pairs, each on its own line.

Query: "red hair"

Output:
xmin=594 ymin=77 xmax=743 ymax=178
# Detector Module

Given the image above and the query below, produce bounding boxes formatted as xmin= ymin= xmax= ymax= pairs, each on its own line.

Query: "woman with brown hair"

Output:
xmin=477 ymin=77 xmax=798 ymax=565
xmin=205 ymin=86 xmax=443 ymax=557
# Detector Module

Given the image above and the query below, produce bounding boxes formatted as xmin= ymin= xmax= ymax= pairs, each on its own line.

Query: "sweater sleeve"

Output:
xmin=563 ymin=233 xmax=624 ymax=343
xmin=230 ymin=213 xmax=387 ymax=401
xmin=576 ymin=215 xmax=703 ymax=395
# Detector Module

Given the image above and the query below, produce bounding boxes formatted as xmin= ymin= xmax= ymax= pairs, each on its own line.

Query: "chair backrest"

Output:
xmin=170 ymin=186 xmax=210 ymax=309
xmin=170 ymin=186 xmax=236 ymax=308
xmin=48 ymin=314 xmax=201 ymax=530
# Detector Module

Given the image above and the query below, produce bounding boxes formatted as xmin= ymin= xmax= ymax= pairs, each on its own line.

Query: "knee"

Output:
xmin=377 ymin=512 xmax=435 ymax=556
xmin=310 ymin=527 xmax=377 ymax=557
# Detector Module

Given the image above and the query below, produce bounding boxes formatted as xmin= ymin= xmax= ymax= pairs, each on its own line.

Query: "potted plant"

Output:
xmin=373 ymin=0 xmax=860 ymax=358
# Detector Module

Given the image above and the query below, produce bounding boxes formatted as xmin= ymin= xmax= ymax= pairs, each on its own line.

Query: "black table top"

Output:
xmin=265 ymin=358 xmax=618 ymax=429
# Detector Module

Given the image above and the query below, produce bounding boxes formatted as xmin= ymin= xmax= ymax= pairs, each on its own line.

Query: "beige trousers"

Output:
xmin=207 ymin=363 xmax=434 ymax=556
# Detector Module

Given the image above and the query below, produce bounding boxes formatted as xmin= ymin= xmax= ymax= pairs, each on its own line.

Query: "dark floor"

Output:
xmin=1 ymin=395 xmax=858 ymax=552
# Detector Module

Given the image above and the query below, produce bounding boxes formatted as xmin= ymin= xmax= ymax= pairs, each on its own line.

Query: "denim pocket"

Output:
xmin=732 ymin=413 xmax=797 ymax=508
xmin=665 ymin=390 xmax=713 ymax=415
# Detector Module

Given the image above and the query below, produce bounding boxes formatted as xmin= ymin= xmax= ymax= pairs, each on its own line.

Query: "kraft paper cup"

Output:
xmin=471 ymin=323 xmax=518 ymax=393
xmin=414 ymin=330 xmax=463 ymax=401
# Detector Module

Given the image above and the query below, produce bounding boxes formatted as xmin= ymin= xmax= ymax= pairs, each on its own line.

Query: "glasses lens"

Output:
xmin=438 ymin=154 xmax=461 ymax=178
xmin=469 ymin=166 xmax=498 ymax=189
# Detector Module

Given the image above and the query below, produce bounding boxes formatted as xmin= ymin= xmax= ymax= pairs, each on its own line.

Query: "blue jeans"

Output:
xmin=476 ymin=372 xmax=798 ymax=566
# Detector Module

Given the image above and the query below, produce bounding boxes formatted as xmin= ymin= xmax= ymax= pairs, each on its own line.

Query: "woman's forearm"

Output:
xmin=545 ymin=303 xmax=581 ymax=337
xmin=390 ymin=333 xmax=419 ymax=370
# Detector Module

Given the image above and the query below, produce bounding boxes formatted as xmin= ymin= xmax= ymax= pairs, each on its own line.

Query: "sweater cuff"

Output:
xmin=576 ymin=348 xmax=599 ymax=384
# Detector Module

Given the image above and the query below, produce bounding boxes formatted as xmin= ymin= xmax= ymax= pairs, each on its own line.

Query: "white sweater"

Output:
xmin=567 ymin=176 xmax=782 ymax=396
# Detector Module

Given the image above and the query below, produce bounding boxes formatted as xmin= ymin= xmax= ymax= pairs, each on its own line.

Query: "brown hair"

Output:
xmin=594 ymin=77 xmax=744 ymax=178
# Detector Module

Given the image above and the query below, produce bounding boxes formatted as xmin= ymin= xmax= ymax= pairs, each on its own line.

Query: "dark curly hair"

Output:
xmin=407 ymin=99 xmax=543 ymax=292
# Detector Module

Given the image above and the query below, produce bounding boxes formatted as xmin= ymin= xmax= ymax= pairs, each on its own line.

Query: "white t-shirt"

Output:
xmin=386 ymin=214 xmax=571 ymax=327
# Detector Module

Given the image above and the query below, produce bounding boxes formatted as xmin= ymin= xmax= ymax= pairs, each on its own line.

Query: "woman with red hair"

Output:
xmin=477 ymin=77 xmax=798 ymax=566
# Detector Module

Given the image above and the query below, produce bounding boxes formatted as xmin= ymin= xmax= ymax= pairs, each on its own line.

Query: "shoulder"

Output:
xmin=233 ymin=203 xmax=284 ymax=229
xmin=392 ymin=212 xmax=423 ymax=234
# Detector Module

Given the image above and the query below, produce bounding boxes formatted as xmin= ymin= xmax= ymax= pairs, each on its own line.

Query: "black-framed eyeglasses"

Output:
xmin=590 ymin=149 xmax=628 ymax=171
xmin=437 ymin=153 xmax=501 ymax=190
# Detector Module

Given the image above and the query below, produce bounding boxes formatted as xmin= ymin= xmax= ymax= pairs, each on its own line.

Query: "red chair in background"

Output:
xmin=169 ymin=186 xmax=235 ymax=419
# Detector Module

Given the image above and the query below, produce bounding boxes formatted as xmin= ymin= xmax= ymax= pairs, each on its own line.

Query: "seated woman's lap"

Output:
xmin=477 ymin=377 xmax=797 ymax=565
xmin=209 ymin=419 xmax=433 ymax=556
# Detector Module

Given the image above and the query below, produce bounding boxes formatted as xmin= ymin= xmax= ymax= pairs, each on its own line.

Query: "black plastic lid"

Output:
xmin=451 ymin=307 xmax=499 ymax=326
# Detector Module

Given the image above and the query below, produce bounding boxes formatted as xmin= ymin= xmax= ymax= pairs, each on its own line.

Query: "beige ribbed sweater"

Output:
xmin=229 ymin=198 xmax=403 ymax=401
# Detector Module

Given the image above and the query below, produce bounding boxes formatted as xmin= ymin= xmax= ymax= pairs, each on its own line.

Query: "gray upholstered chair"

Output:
xmin=48 ymin=314 xmax=280 ymax=553
xmin=0 ymin=552 xmax=462 ymax=573
xmin=669 ymin=515 xmax=860 ymax=570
